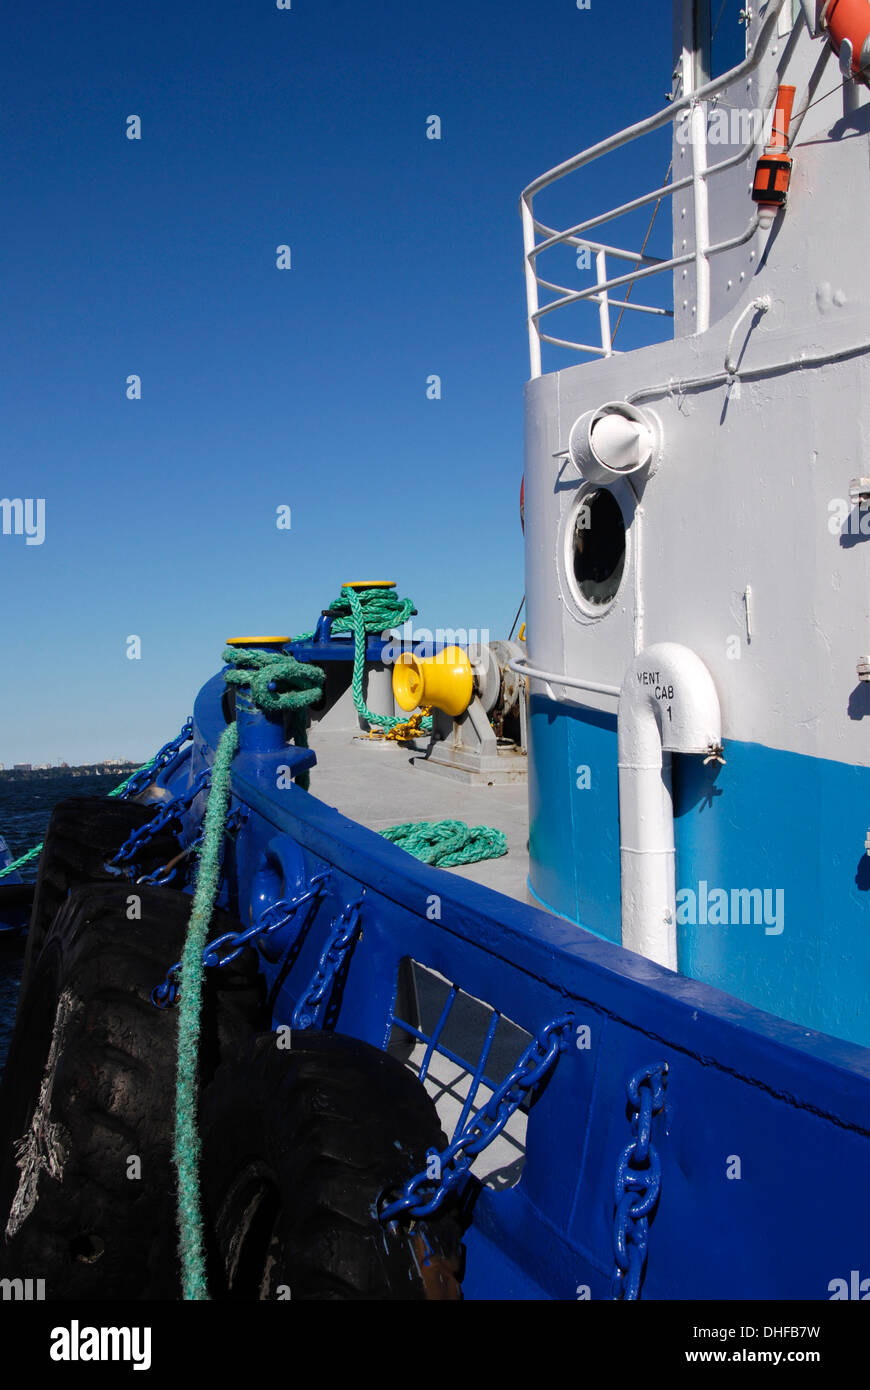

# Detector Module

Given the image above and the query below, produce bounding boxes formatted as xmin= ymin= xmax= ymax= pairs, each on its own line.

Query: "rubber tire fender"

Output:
xmin=200 ymin=1031 xmax=464 ymax=1300
xmin=19 ymin=795 xmax=184 ymax=1004
xmin=0 ymin=882 xmax=267 ymax=1299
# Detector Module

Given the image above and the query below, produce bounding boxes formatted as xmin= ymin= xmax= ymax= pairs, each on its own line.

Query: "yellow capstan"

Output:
xmin=392 ymin=646 xmax=474 ymax=718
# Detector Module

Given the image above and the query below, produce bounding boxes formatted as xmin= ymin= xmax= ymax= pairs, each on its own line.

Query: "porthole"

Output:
xmin=568 ymin=488 xmax=626 ymax=611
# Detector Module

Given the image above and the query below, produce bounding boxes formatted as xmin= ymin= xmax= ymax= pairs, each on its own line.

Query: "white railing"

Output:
xmin=520 ymin=0 xmax=798 ymax=378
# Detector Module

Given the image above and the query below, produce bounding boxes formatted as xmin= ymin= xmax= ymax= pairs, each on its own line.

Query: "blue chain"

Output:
xmin=135 ymin=807 xmax=247 ymax=888
xmin=151 ymin=871 xmax=332 ymax=1008
xmin=105 ymin=768 xmax=212 ymax=877
xmin=117 ymin=718 xmax=194 ymax=800
xmin=291 ymin=892 xmax=365 ymax=1029
xmin=380 ymin=1014 xmax=572 ymax=1223
xmin=611 ymin=1061 xmax=668 ymax=1301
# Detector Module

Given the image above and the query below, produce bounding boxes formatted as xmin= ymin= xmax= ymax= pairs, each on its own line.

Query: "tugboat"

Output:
xmin=2 ymin=0 xmax=870 ymax=1301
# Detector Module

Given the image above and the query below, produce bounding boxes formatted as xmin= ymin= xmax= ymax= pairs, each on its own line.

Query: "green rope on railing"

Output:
xmin=222 ymin=645 xmax=325 ymax=791
xmin=294 ymin=584 xmax=415 ymax=646
xmin=339 ymin=585 xmax=433 ymax=733
xmin=285 ymin=584 xmax=430 ymax=733
xmin=173 ymin=721 xmax=239 ymax=1302
xmin=171 ymin=644 xmax=327 ymax=1298
xmin=380 ymin=820 xmax=508 ymax=867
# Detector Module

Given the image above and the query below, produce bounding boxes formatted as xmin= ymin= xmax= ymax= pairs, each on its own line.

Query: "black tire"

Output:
xmin=0 ymin=882 xmax=267 ymax=1299
xmin=200 ymin=1032 xmax=464 ymax=1300
xmin=20 ymin=796 xmax=183 ymax=1002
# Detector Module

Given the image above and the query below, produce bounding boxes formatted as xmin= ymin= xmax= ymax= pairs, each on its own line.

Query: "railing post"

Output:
xmin=595 ymin=248 xmax=613 ymax=356
xmin=690 ymin=99 xmax=711 ymax=333
xmin=521 ymin=197 xmax=542 ymax=379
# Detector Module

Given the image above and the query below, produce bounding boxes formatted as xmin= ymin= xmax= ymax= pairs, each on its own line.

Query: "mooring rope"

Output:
xmin=172 ymin=644 xmax=326 ymax=1298
xmin=292 ymin=584 xmax=432 ymax=734
xmin=221 ymin=644 xmax=325 ymax=791
xmin=173 ymin=720 xmax=238 ymax=1301
xmin=380 ymin=820 xmax=507 ymax=867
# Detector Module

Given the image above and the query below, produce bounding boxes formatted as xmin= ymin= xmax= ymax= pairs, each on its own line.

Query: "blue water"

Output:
xmin=0 ymin=773 xmax=119 ymax=1076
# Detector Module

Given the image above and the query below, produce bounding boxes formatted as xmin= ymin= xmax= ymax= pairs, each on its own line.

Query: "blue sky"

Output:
xmin=1 ymin=0 xmax=679 ymax=764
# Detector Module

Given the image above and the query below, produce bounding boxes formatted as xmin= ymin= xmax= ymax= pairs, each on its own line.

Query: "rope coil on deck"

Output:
xmin=380 ymin=820 xmax=508 ymax=867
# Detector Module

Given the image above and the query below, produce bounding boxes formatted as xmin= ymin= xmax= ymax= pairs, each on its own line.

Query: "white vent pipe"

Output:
xmin=618 ymin=644 xmax=722 ymax=970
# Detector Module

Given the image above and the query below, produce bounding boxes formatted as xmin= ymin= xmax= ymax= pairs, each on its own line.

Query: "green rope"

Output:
xmin=173 ymin=720 xmax=239 ymax=1301
xmin=380 ymin=820 xmax=508 ymax=867
xmin=171 ymin=646 xmax=326 ymax=1298
xmin=338 ymin=585 xmax=433 ymax=733
xmin=293 ymin=585 xmax=416 ymax=646
xmin=0 ymin=756 xmax=158 ymax=881
xmin=222 ymin=645 xmax=325 ymax=791
xmin=0 ymin=844 xmax=42 ymax=880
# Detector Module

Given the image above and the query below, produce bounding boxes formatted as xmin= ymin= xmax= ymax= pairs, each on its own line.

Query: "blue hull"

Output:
xmin=149 ymin=670 xmax=870 ymax=1300
xmin=528 ymin=694 xmax=870 ymax=1050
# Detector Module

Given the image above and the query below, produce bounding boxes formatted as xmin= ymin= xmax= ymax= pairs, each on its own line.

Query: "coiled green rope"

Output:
xmin=342 ymin=586 xmax=431 ymax=732
xmin=291 ymin=584 xmax=415 ymax=647
xmin=221 ymin=645 xmax=325 ymax=791
xmin=291 ymin=584 xmax=432 ymax=734
xmin=380 ymin=820 xmax=507 ymax=867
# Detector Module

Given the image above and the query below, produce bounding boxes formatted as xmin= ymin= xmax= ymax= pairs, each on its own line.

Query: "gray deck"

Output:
xmin=308 ymin=729 xmax=539 ymax=1184
xmin=308 ymin=730 xmax=533 ymax=905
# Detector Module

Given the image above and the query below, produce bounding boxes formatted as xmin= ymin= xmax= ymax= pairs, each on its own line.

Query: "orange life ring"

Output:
xmin=823 ymin=0 xmax=870 ymax=80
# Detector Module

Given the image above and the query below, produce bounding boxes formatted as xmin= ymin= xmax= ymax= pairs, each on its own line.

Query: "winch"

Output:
xmin=392 ymin=639 xmax=528 ymax=784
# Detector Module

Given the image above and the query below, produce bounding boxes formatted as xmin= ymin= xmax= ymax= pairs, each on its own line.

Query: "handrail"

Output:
xmin=521 ymin=0 xmax=795 ymax=377
xmin=531 ymin=215 xmax=760 ymax=326
xmin=508 ymin=657 xmax=620 ymax=701
xmin=520 ymin=0 xmax=790 ymax=204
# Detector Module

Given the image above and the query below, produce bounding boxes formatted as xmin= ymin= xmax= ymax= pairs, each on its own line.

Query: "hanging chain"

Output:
xmin=151 ymin=870 xmax=332 ymax=1008
xmin=379 ymin=1014 xmax=572 ymax=1224
xmin=105 ymin=768 xmax=212 ymax=878
xmin=116 ymin=718 xmax=194 ymax=801
xmin=291 ymin=892 xmax=365 ymax=1029
xmin=611 ymin=1060 xmax=668 ymax=1301
xmin=134 ymin=805 xmax=247 ymax=888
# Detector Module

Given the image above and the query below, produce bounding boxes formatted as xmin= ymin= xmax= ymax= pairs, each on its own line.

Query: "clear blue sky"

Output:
xmin=1 ymin=0 xmax=675 ymax=764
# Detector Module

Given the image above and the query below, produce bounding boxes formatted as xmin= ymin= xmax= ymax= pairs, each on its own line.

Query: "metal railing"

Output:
xmin=520 ymin=0 xmax=796 ymax=378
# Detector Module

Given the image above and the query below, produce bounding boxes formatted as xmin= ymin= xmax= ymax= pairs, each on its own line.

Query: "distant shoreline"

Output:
xmin=0 ymin=763 xmax=139 ymax=784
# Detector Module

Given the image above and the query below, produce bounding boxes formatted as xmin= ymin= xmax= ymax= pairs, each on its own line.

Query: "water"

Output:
xmin=0 ymin=773 xmax=120 ymax=1076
